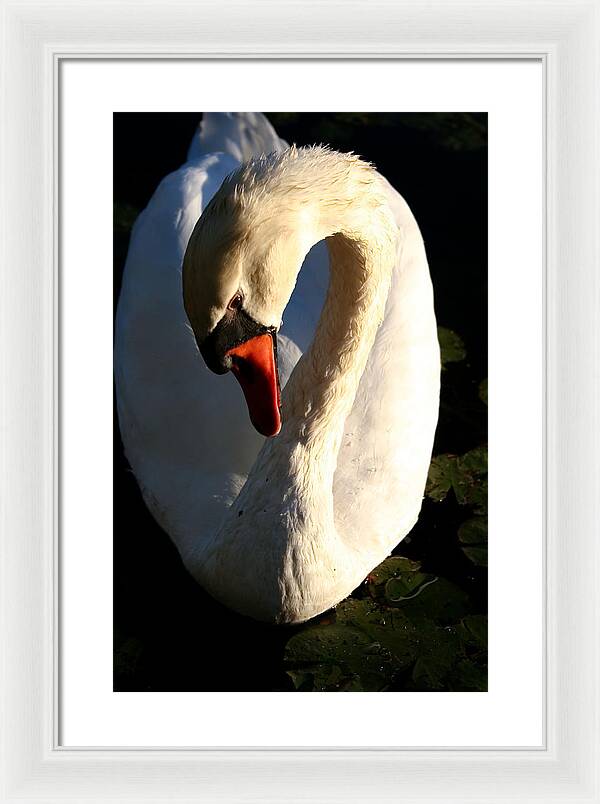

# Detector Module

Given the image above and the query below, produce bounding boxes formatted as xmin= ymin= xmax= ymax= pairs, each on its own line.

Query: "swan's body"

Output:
xmin=115 ymin=113 xmax=440 ymax=623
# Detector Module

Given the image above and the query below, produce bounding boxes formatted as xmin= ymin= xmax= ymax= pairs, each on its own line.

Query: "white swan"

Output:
xmin=115 ymin=113 xmax=440 ymax=624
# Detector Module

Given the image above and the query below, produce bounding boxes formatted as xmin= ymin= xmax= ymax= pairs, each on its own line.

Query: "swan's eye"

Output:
xmin=228 ymin=293 xmax=243 ymax=312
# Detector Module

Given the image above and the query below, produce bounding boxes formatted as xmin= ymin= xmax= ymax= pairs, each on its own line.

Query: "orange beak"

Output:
xmin=225 ymin=333 xmax=282 ymax=437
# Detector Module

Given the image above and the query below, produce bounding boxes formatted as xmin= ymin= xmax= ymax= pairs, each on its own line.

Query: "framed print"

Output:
xmin=61 ymin=60 xmax=541 ymax=748
xmin=1 ymin=1 xmax=599 ymax=802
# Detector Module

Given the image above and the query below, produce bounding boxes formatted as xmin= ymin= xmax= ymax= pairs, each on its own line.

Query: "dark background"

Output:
xmin=114 ymin=112 xmax=487 ymax=691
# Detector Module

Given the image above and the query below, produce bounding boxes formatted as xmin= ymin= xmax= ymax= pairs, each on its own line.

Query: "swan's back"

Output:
xmin=187 ymin=112 xmax=285 ymax=164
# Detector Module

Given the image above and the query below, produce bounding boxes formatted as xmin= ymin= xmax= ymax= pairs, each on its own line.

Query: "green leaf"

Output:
xmin=448 ymin=658 xmax=488 ymax=691
xmin=458 ymin=516 xmax=488 ymax=565
xmin=286 ymin=669 xmax=315 ymax=691
xmin=426 ymin=447 xmax=488 ymax=513
xmin=367 ymin=556 xmax=469 ymax=624
xmin=337 ymin=600 xmax=462 ymax=689
xmin=411 ymin=647 xmax=455 ymax=691
xmin=284 ymin=622 xmax=393 ymax=692
xmin=336 ymin=600 xmax=424 ymax=673
xmin=438 ymin=326 xmax=467 ymax=367
xmin=284 ymin=596 xmax=476 ymax=692
xmin=453 ymin=449 xmax=488 ymax=511
xmin=395 ymin=578 xmax=470 ymax=624
xmin=425 ymin=454 xmax=456 ymax=502
xmin=461 ymin=546 xmax=488 ymax=566
xmin=366 ymin=556 xmax=421 ymax=589
xmin=384 ymin=572 xmax=433 ymax=601
xmin=459 ymin=615 xmax=488 ymax=651
xmin=458 ymin=517 xmax=487 ymax=545
xmin=479 ymin=378 xmax=488 ymax=406
xmin=113 ymin=201 xmax=139 ymax=233
xmin=449 ymin=616 xmax=488 ymax=690
xmin=458 ymin=446 xmax=487 ymax=474
xmin=284 ymin=623 xmax=369 ymax=665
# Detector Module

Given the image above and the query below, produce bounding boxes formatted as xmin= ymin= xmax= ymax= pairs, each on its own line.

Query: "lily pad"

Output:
xmin=426 ymin=447 xmax=487 ymax=512
xmin=458 ymin=615 xmax=488 ymax=651
xmin=384 ymin=572 xmax=434 ymax=602
xmin=285 ymin=595 xmax=477 ymax=692
xmin=114 ymin=201 xmax=139 ymax=233
xmin=448 ymin=658 xmax=488 ymax=691
xmin=438 ymin=326 xmax=467 ymax=367
xmin=411 ymin=632 xmax=459 ymax=691
xmin=395 ymin=577 xmax=470 ymax=624
xmin=366 ymin=556 xmax=470 ymax=623
xmin=458 ymin=516 xmax=488 ymax=566
xmin=461 ymin=546 xmax=487 ymax=566
xmin=284 ymin=621 xmax=394 ymax=691
xmin=337 ymin=600 xmax=460 ymax=687
xmin=479 ymin=378 xmax=488 ymax=406
xmin=425 ymin=454 xmax=456 ymax=502
xmin=366 ymin=556 xmax=421 ymax=589
xmin=334 ymin=600 xmax=420 ymax=668
xmin=458 ymin=517 xmax=487 ymax=544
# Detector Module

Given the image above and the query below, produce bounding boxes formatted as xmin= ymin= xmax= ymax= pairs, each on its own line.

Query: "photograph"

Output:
xmin=5 ymin=0 xmax=599 ymax=793
xmin=113 ymin=111 xmax=488 ymax=692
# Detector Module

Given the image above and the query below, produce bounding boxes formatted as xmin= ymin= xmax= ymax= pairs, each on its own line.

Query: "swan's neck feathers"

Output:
xmin=199 ymin=148 xmax=402 ymax=621
xmin=286 ymin=223 xmax=397 ymax=459
xmin=221 ymin=145 xmax=399 ymax=449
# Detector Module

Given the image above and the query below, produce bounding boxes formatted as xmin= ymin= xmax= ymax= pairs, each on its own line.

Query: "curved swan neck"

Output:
xmin=281 ymin=156 xmax=399 ymax=458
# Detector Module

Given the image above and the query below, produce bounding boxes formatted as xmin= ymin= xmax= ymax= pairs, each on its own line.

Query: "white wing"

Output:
xmin=187 ymin=111 xmax=287 ymax=163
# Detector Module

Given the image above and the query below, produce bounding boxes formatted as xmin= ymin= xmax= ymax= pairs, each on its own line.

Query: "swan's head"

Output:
xmin=183 ymin=152 xmax=317 ymax=437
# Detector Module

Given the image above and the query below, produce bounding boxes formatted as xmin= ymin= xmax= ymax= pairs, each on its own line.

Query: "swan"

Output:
xmin=115 ymin=112 xmax=440 ymax=624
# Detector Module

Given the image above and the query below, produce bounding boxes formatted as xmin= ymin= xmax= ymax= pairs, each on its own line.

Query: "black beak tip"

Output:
xmin=195 ymin=305 xmax=272 ymax=376
xmin=199 ymin=341 xmax=231 ymax=375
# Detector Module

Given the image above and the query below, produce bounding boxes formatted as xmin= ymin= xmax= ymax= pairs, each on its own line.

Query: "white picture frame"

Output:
xmin=1 ymin=1 xmax=598 ymax=801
